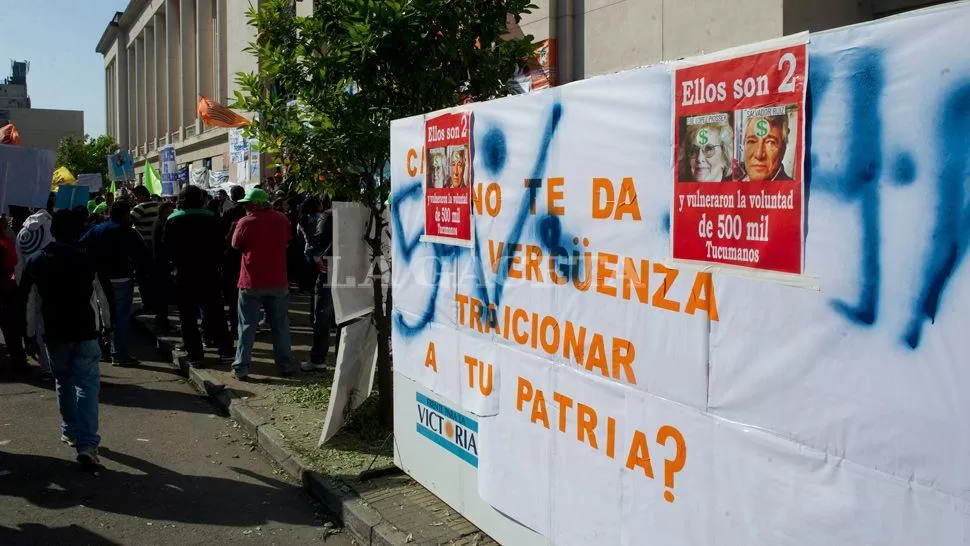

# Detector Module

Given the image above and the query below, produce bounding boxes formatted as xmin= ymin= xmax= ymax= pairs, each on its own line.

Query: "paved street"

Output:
xmin=0 ymin=328 xmax=352 ymax=545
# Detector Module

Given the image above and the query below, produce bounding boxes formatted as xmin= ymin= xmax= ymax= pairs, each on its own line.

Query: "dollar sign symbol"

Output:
xmin=698 ymin=128 xmax=708 ymax=146
xmin=434 ymin=209 xmax=441 ymax=222
xmin=756 ymin=119 xmax=769 ymax=137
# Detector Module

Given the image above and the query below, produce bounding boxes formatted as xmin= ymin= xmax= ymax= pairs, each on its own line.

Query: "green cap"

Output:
xmin=238 ymin=187 xmax=270 ymax=204
xmin=93 ymin=203 xmax=108 ymax=214
xmin=87 ymin=199 xmax=98 ymax=213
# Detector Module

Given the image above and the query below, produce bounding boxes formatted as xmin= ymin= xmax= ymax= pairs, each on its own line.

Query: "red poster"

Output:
xmin=424 ymin=112 xmax=473 ymax=246
xmin=672 ymin=39 xmax=808 ymax=275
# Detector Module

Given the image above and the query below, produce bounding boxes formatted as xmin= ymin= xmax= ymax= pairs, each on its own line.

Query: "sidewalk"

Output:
xmin=0 ymin=325 xmax=349 ymax=544
xmin=136 ymin=290 xmax=496 ymax=546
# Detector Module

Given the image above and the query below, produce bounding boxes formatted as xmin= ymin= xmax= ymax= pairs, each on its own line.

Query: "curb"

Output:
xmin=133 ymin=317 xmax=410 ymax=546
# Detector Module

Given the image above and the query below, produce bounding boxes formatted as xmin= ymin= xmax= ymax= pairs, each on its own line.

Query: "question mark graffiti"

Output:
xmin=656 ymin=425 xmax=687 ymax=503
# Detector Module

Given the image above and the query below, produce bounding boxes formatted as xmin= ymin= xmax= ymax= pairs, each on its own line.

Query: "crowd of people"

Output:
xmin=0 ymin=180 xmax=336 ymax=467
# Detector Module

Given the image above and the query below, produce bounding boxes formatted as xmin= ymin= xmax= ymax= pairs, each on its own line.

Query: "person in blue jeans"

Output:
xmin=230 ymin=188 xmax=297 ymax=379
xmin=21 ymin=209 xmax=112 ymax=467
xmin=80 ymin=199 xmax=150 ymax=367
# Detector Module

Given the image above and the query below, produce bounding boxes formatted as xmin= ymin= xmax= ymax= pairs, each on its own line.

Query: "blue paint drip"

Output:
xmin=810 ymin=49 xmax=884 ymax=326
xmin=487 ymin=102 xmax=564 ymax=310
xmin=481 ymin=126 xmax=507 ymax=177
xmin=892 ymin=152 xmax=917 ymax=186
xmin=903 ymin=82 xmax=970 ymax=348
xmin=390 ymin=181 xmax=425 ymax=262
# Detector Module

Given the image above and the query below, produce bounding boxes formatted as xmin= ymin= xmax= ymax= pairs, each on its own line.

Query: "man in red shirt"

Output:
xmin=230 ymin=188 xmax=296 ymax=379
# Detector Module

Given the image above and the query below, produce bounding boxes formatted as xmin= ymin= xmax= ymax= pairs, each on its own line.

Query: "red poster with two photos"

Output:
xmin=423 ymin=112 xmax=473 ymax=246
xmin=672 ymin=36 xmax=808 ymax=276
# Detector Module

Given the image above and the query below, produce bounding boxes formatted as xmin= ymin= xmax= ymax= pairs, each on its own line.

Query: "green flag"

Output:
xmin=110 ymin=180 xmax=117 ymax=194
xmin=144 ymin=162 xmax=163 ymax=196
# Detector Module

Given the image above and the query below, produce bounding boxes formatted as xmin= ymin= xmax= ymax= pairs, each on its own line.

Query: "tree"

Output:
xmin=55 ymin=134 xmax=120 ymax=180
xmin=235 ymin=0 xmax=537 ymax=427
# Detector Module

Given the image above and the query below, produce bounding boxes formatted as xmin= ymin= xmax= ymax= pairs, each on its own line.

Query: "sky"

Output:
xmin=0 ymin=0 xmax=130 ymax=138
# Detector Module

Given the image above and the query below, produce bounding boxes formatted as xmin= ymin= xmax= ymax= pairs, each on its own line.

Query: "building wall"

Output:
xmin=4 ymin=108 xmax=84 ymax=152
xmin=98 ymin=0 xmax=258 ymax=183
xmin=524 ymin=0 xmax=956 ymax=82
xmin=0 ymin=84 xmax=29 ymax=109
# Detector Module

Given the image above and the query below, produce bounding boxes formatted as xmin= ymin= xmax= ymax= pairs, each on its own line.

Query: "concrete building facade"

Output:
xmin=515 ymin=0 xmax=950 ymax=84
xmin=96 ymin=0 xmax=266 ymax=183
xmin=0 ymin=61 xmax=84 ymax=152
xmin=96 ymin=0 xmax=948 ymax=182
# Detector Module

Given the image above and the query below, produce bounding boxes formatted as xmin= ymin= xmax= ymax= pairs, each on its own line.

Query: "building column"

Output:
xmin=134 ymin=40 xmax=143 ymax=153
xmin=217 ymin=0 xmax=228 ymax=102
xmin=105 ymin=66 xmax=111 ymax=139
xmin=180 ymin=0 xmax=198 ymax=134
xmin=124 ymin=43 xmax=133 ymax=151
xmin=155 ymin=12 xmax=166 ymax=144
xmin=145 ymin=25 xmax=156 ymax=149
xmin=166 ymin=0 xmax=180 ymax=139
xmin=196 ymin=0 xmax=215 ymax=125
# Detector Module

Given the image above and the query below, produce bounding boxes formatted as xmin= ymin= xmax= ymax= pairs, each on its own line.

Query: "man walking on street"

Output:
xmin=81 ymin=199 xmax=150 ymax=367
xmin=231 ymin=188 xmax=297 ymax=379
xmin=129 ymin=186 xmax=164 ymax=328
xmin=21 ymin=210 xmax=112 ymax=467
xmin=163 ymin=186 xmax=234 ymax=367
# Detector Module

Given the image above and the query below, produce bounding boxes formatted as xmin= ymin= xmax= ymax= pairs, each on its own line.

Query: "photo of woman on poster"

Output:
xmin=427 ymin=148 xmax=446 ymax=188
xmin=677 ymin=113 xmax=734 ymax=182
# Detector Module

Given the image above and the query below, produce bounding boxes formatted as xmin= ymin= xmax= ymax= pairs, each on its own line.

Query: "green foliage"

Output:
xmin=55 ymin=134 xmax=120 ymax=180
xmin=233 ymin=0 xmax=537 ymax=201
xmin=234 ymin=0 xmax=536 ymax=427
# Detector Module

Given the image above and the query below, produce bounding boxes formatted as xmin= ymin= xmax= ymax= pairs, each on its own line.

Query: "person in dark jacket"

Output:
xmin=80 ymin=199 xmax=150 ymax=366
xmin=301 ymin=197 xmax=335 ymax=372
xmin=151 ymin=202 xmax=176 ymax=332
xmin=222 ymin=185 xmax=247 ymax=335
xmin=21 ymin=209 xmax=112 ymax=468
xmin=0 ymin=215 xmax=28 ymax=375
xmin=163 ymin=185 xmax=233 ymax=367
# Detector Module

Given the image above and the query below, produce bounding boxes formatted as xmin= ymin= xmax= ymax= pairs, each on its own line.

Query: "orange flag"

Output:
xmin=197 ymin=95 xmax=250 ymax=128
xmin=0 ymin=123 xmax=21 ymax=145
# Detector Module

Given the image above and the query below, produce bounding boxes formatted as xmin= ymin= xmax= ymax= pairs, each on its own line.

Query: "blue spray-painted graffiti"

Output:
xmin=808 ymin=48 xmax=884 ymax=328
xmin=392 ymin=49 xmax=970 ymax=350
xmin=903 ymin=82 xmax=970 ymax=348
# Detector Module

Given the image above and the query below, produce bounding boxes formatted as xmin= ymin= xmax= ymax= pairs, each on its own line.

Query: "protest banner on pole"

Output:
xmin=0 ymin=144 xmax=55 ymax=213
xmin=107 ymin=150 xmax=135 ymax=182
xmin=422 ymin=112 xmax=473 ymax=246
xmin=76 ymin=173 xmax=103 ymax=193
xmin=54 ymin=184 xmax=89 ymax=211
xmin=671 ymin=36 xmax=808 ymax=276
xmin=159 ymin=145 xmax=178 ymax=196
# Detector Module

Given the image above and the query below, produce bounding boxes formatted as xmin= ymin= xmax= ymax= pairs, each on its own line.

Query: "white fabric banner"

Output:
xmin=392 ymin=3 xmax=970 ymax=545
xmin=331 ymin=202 xmax=374 ymax=324
xmin=319 ymin=318 xmax=377 ymax=445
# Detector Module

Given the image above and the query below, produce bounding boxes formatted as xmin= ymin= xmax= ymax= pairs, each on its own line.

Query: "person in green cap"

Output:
xmin=230 ymin=187 xmax=297 ymax=379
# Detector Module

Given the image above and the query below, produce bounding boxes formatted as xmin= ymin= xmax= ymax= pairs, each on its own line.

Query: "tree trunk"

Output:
xmin=368 ymin=203 xmax=394 ymax=429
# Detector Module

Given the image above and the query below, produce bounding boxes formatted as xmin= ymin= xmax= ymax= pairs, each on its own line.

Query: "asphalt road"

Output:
xmin=0 ymin=328 xmax=353 ymax=546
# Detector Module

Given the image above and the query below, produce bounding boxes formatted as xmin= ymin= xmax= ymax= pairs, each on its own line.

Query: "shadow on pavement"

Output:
xmin=98 ymin=381 xmax=216 ymax=416
xmin=0 ymin=523 xmax=121 ymax=546
xmin=0 ymin=447 xmax=313 ymax=528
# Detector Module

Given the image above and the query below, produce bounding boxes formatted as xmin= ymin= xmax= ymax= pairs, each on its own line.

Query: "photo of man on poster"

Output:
xmin=738 ymin=106 xmax=796 ymax=181
xmin=448 ymin=146 xmax=468 ymax=188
